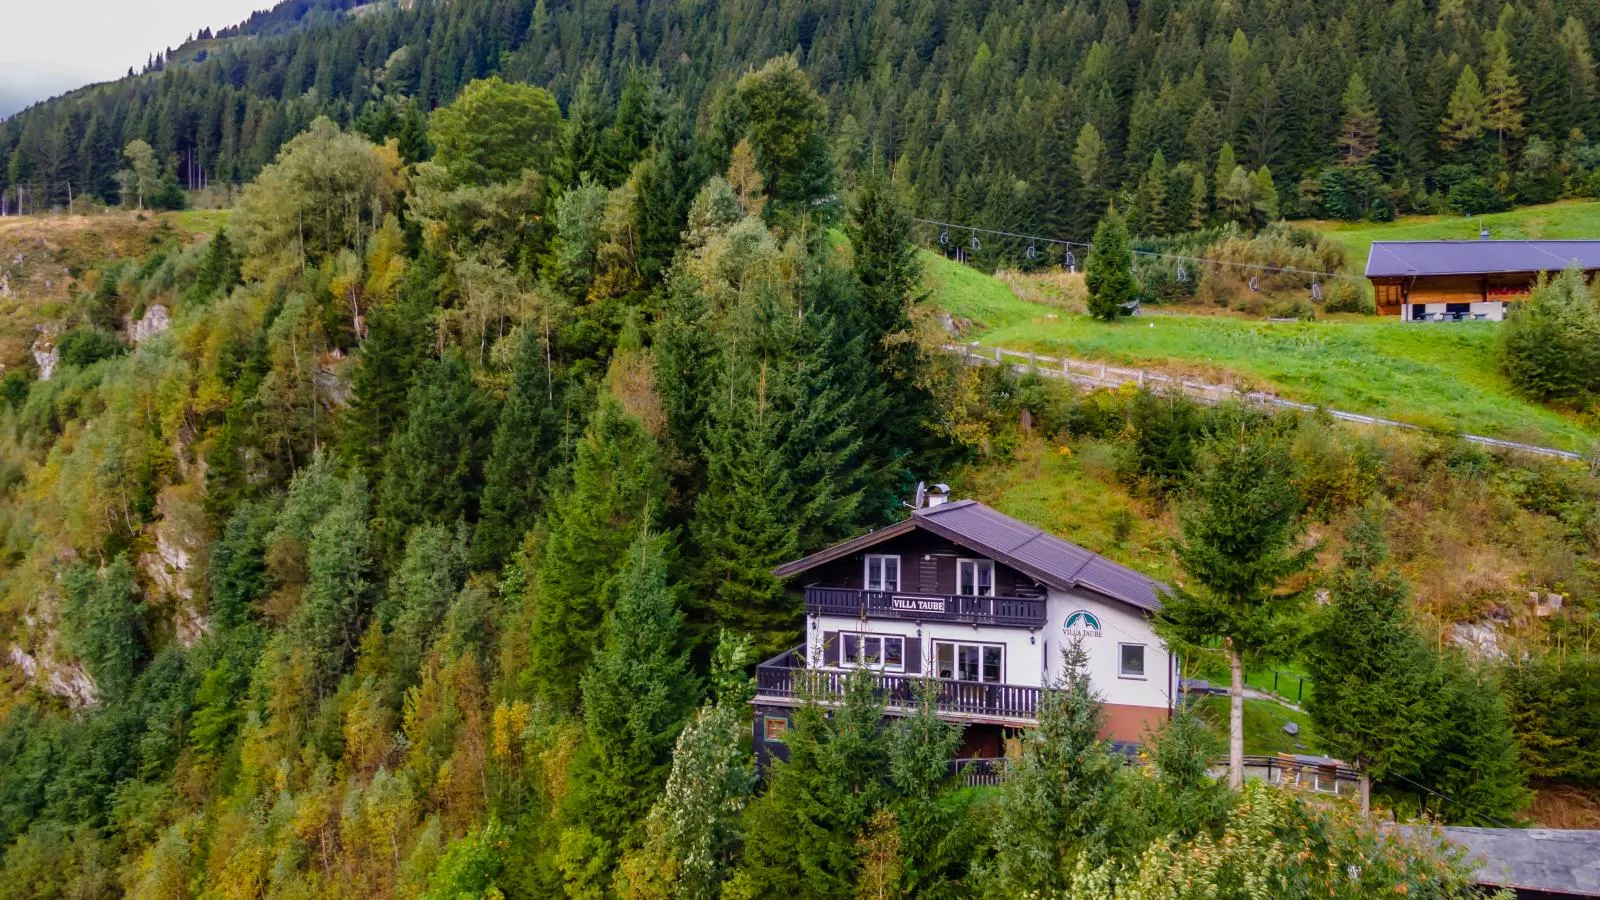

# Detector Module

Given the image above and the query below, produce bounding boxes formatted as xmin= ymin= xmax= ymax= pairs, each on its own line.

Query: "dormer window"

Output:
xmin=864 ymin=554 xmax=900 ymax=592
xmin=957 ymin=559 xmax=995 ymax=596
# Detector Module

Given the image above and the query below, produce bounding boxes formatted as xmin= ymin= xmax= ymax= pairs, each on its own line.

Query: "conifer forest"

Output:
xmin=3 ymin=0 xmax=1600 ymax=897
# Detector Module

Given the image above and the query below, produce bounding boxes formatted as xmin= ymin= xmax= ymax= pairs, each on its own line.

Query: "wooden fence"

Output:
xmin=954 ymin=341 xmax=1585 ymax=462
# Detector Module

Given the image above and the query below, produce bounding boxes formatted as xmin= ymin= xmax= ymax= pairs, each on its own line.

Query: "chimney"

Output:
xmin=926 ymin=483 xmax=951 ymax=507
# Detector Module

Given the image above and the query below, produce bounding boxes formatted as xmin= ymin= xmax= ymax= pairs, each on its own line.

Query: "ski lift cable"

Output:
xmin=910 ymin=216 xmax=1357 ymax=281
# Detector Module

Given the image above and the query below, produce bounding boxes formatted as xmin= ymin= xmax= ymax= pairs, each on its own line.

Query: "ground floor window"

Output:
xmin=763 ymin=715 xmax=789 ymax=743
xmin=935 ymin=640 xmax=1004 ymax=683
xmin=842 ymin=632 xmax=905 ymax=671
xmin=1119 ymin=642 xmax=1146 ymax=679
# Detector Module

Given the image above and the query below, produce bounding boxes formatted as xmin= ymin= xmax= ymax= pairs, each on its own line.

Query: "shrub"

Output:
xmin=1497 ymin=266 xmax=1600 ymax=404
xmin=1447 ymin=177 xmax=1509 ymax=215
xmin=1322 ymin=278 xmax=1376 ymax=314
xmin=55 ymin=328 xmax=123 ymax=369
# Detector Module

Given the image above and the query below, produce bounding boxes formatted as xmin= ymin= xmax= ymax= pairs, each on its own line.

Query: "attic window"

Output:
xmin=865 ymin=554 xmax=900 ymax=592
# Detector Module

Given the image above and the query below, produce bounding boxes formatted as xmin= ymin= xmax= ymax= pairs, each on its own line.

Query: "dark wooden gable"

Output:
xmin=801 ymin=527 xmax=1047 ymax=598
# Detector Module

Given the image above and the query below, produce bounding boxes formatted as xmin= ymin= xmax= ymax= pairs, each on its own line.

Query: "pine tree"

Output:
xmin=1130 ymin=150 xmax=1169 ymax=236
xmin=1085 ymin=207 xmax=1135 ymax=321
xmin=1157 ymin=409 xmax=1312 ymax=788
xmin=566 ymin=67 xmax=611 ymax=182
xmin=570 ymin=533 xmax=698 ymax=853
xmin=886 ymin=684 xmax=974 ymax=895
xmin=530 ymin=394 xmax=664 ymax=712
xmin=689 ymin=358 xmax=800 ymax=657
xmin=1440 ymin=65 xmax=1489 ymax=149
xmin=377 ymin=351 xmax=494 ymax=550
xmin=1305 ymin=514 xmax=1440 ymax=816
xmin=472 ymin=327 xmax=566 ymax=570
xmin=783 ymin=265 xmax=873 ymax=547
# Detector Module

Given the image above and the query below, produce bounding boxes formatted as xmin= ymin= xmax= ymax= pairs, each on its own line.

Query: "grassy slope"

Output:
xmin=922 ymin=249 xmax=1596 ymax=451
xmin=1307 ymin=199 xmax=1600 ymax=269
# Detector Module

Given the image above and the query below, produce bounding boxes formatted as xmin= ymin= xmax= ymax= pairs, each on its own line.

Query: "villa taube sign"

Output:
xmin=887 ymin=594 xmax=950 ymax=614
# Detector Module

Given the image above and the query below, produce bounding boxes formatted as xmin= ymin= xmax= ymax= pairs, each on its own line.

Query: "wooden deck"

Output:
xmin=755 ymin=648 xmax=1042 ymax=725
xmin=804 ymin=585 xmax=1047 ymax=628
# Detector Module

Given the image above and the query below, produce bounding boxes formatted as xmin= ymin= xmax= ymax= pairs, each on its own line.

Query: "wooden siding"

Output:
xmin=800 ymin=529 xmax=1047 ymax=598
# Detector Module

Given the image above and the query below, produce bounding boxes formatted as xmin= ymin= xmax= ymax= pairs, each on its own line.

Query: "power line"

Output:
xmin=911 ymin=216 xmax=1362 ymax=282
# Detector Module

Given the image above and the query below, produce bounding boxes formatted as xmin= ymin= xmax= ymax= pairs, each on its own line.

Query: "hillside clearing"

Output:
xmin=1305 ymin=200 xmax=1600 ymax=269
xmin=922 ymin=250 xmax=1598 ymax=452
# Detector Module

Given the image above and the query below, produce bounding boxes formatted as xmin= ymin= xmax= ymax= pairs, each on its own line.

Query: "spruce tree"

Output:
xmin=1305 ymin=514 xmax=1440 ymax=816
xmin=731 ymin=671 xmax=891 ymax=898
xmin=1157 ymin=409 xmax=1312 ymax=788
xmin=530 ymin=394 xmax=664 ymax=712
xmin=341 ymin=254 xmax=439 ymax=474
xmin=1415 ymin=656 xmax=1529 ymax=824
xmin=886 ymin=684 xmax=973 ymax=895
xmin=1085 ymin=207 xmax=1135 ymax=321
xmin=472 ymin=327 xmax=566 ymax=570
xmin=845 ymin=167 xmax=927 ymax=514
xmin=569 ymin=532 xmax=698 ymax=855
xmin=377 ymin=351 xmax=494 ymax=550
xmin=291 ymin=470 xmax=374 ymax=696
xmin=984 ymin=641 xmax=1125 ymax=894
xmin=386 ymin=522 xmax=469 ymax=682
xmin=689 ymin=357 xmax=800 ymax=657
xmin=62 ymin=555 xmax=146 ymax=701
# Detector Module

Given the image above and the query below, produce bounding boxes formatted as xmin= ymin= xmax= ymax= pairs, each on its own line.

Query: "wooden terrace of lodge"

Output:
xmin=1365 ymin=239 xmax=1600 ymax=320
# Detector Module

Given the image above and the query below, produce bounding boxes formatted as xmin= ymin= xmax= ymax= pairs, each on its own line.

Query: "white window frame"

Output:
xmin=841 ymin=632 xmax=906 ymax=672
xmin=956 ymin=558 xmax=996 ymax=597
xmin=933 ymin=640 xmax=1005 ymax=684
xmin=1118 ymin=642 xmax=1147 ymax=680
xmin=864 ymin=554 xmax=900 ymax=592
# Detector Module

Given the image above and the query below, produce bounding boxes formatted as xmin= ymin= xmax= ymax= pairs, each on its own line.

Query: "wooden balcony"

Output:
xmin=804 ymin=585 xmax=1047 ymax=628
xmin=755 ymin=648 xmax=1041 ymax=725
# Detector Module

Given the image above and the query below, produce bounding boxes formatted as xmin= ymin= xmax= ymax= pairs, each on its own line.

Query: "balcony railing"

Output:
xmin=804 ymin=585 xmax=1046 ymax=628
xmin=755 ymin=647 xmax=1041 ymax=722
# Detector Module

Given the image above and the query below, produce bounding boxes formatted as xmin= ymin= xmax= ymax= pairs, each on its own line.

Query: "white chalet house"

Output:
xmin=753 ymin=492 xmax=1176 ymax=766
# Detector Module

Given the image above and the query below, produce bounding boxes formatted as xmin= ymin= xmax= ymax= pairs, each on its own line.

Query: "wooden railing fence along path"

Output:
xmin=953 ymin=342 xmax=1585 ymax=462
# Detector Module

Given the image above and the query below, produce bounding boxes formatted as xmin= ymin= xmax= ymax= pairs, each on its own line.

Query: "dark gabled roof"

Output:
xmin=1395 ymin=826 xmax=1600 ymax=897
xmin=1365 ymin=240 xmax=1600 ymax=279
xmin=773 ymin=499 xmax=1167 ymax=613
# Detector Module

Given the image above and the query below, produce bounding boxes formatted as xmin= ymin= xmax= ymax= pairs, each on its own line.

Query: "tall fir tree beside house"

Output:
xmin=529 ymin=392 xmax=665 ymax=712
xmin=562 ymin=532 xmax=699 ymax=887
xmin=689 ymin=356 xmax=800 ymax=658
xmin=1305 ymin=513 xmax=1441 ymax=816
xmin=1157 ymin=408 xmax=1313 ymax=789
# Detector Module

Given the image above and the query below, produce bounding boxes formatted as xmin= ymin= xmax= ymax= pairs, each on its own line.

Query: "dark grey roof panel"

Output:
xmin=916 ymin=501 xmax=1166 ymax=613
xmin=1396 ymin=827 xmax=1600 ymax=896
xmin=772 ymin=499 xmax=1168 ymax=615
xmin=1365 ymin=240 xmax=1600 ymax=278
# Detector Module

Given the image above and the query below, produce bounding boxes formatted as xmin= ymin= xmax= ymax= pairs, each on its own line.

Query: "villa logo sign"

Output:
xmin=1064 ymin=609 xmax=1103 ymax=638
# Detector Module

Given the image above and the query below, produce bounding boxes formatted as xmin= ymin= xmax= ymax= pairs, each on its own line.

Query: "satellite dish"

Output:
xmin=905 ymin=481 xmax=927 ymax=510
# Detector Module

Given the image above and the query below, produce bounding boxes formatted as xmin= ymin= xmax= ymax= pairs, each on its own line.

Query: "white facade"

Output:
xmin=1401 ymin=301 xmax=1505 ymax=321
xmin=808 ymin=584 xmax=1175 ymax=713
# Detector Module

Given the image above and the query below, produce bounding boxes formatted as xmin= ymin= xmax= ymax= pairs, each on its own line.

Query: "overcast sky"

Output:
xmin=0 ymin=0 xmax=271 ymax=119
